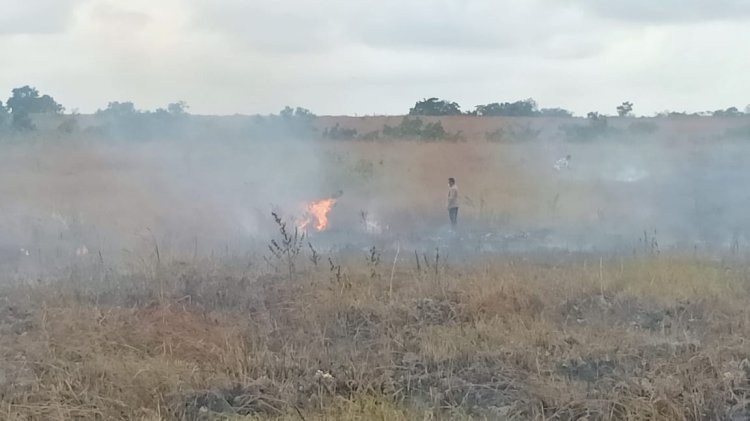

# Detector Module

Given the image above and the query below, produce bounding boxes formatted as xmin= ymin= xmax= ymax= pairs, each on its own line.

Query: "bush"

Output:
xmin=57 ymin=118 xmax=80 ymax=134
xmin=358 ymin=130 xmax=381 ymax=141
xmin=94 ymin=101 xmax=190 ymax=140
xmin=245 ymin=107 xmax=317 ymax=141
xmin=485 ymin=128 xmax=505 ymax=142
xmin=382 ymin=117 xmax=457 ymax=141
xmin=421 ymin=121 xmax=448 ymax=140
xmin=561 ymin=112 xmax=612 ymax=142
xmin=383 ymin=117 xmax=424 ymax=138
xmin=485 ymin=124 xmax=541 ymax=143
xmin=323 ymin=124 xmax=357 ymax=140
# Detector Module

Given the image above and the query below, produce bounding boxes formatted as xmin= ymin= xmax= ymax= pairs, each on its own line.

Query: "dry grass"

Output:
xmin=2 ymin=254 xmax=750 ymax=420
xmin=3 ymin=114 xmax=748 ymax=420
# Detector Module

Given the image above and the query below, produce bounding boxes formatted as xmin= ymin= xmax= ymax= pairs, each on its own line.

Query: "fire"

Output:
xmin=298 ymin=198 xmax=337 ymax=232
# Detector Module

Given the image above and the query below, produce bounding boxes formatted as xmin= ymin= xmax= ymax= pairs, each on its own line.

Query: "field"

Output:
xmin=1 ymin=114 xmax=750 ymax=420
xmin=3 ymin=254 xmax=750 ymax=420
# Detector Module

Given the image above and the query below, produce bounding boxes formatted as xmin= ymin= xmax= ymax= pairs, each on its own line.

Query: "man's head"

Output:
xmin=448 ymin=177 xmax=455 ymax=186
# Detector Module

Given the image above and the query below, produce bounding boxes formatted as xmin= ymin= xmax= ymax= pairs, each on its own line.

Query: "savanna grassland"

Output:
xmin=2 ymin=113 xmax=750 ymax=420
xmin=3 ymin=254 xmax=750 ymax=420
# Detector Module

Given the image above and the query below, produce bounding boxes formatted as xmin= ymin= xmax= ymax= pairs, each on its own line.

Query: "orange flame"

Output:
xmin=298 ymin=198 xmax=337 ymax=232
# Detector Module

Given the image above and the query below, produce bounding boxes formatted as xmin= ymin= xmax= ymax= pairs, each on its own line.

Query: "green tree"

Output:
xmin=587 ymin=112 xmax=608 ymax=127
xmin=409 ymin=98 xmax=462 ymax=116
xmin=7 ymin=86 xmax=63 ymax=115
xmin=11 ymin=113 xmax=34 ymax=131
xmin=616 ymin=101 xmax=634 ymax=117
xmin=280 ymin=106 xmax=315 ymax=120
xmin=97 ymin=101 xmax=138 ymax=117
xmin=167 ymin=101 xmax=189 ymax=115
xmin=539 ymin=108 xmax=573 ymax=117
xmin=713 ymin=107 xmax=741 ymax=117
xmin=6 ymin=86 xmax=63 ymax=131
xmin=475 ymin=99 xmax=538 ymax=117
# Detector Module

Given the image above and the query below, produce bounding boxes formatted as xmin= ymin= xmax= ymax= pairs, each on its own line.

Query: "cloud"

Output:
xmin=191 ymin=0 xmax=603 ymax=54
xmin=0 ymin=0 xmax=749 ymax=117
xmin=563 ymin=0 xmax=750 ymax=22
xmin=0 ymin=0 xmax=80 ymax=34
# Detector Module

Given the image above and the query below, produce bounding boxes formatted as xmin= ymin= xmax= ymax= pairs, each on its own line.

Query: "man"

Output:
xmin=554 ymin=154 xmax=571 ymax=171
xmin=448 ymin=177 xmax=459 ymax=229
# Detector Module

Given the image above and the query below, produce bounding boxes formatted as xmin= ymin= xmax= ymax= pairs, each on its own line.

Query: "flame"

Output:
xmin=299 ymin=198 xmax=337 ymax=232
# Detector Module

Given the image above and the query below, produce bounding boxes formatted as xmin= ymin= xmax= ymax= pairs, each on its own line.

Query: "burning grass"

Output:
xmin=2 ymin=255 xmax=750 ymax=420
xmin=298 ymin=198 xmax=338 ymax=232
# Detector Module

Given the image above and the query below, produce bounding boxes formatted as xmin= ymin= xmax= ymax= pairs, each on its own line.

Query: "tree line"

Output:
xmin=408 ymin=97 xmax=750 ymax=118
xmin=1 ymin=86 xmax=749 ymax=134
xmin=409 ymin=97 xmax=574 ymax=117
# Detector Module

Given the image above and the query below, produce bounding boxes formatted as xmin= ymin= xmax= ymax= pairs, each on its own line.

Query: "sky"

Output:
xmin=1 ymin=0 xmax=749 ymax=116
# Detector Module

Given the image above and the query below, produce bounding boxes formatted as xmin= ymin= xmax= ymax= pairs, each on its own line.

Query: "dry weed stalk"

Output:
xmin=268 ymin=212 xmax=305 ymax=282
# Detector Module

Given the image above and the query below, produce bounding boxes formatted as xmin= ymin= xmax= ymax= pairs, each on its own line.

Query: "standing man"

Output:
xmin=554 ymin=154 xmax=571 ymax=171
xmin=448 ymin=177 xmax=459 ymax=229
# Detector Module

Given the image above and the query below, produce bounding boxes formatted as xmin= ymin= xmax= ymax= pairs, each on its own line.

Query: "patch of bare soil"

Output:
xmin=383 ymin=353 xmax=531 ymax=417
xmin=171 ymin=379 xmax=286 ymax=420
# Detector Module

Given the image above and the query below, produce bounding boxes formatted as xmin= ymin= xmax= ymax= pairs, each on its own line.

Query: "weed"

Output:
xmin=268 ymin=212 xmax=305 ymax=281
xmin=366 ymin=246 xmax=381 ymax=279
xmin=308 ymin=242 xmax=320 ymax=267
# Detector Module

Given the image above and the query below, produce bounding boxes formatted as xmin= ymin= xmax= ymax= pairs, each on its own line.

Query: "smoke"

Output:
xmin=1 ymin=114 xmax=749 ymax=278
xmin=0 ymin=132 xmax=330 ymax=275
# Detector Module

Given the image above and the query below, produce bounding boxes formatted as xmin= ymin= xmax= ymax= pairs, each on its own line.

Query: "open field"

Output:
xmin=1 ymin=115 xmax=750 ymax=419
xmin=2 ymin=253 xmax=750 ymax=420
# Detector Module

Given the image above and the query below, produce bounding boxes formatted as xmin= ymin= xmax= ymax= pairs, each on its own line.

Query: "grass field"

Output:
xmin=1 ymin=115 xmax=750 ymax=419
xmin=2 ymin=252 xmax=750 ymax=420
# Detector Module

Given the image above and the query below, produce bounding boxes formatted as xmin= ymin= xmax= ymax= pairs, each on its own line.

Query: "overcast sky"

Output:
xmin=1 ymin=0 xmax=748 ymax=116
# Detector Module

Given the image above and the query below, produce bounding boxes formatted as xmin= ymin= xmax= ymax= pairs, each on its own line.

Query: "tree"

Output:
xmin=0 ymin=101 xmax=8 ymax=128
xmin=167 ymin=101 xmax=189 ymax=115
xmin=279 ymin=106 xmax=314 ymax=120
xmin=6 ymin=86 xmax=63 ymax=131
xmin=475 ymin=99 xmax=538 ymax=117
xmin=539 ymin=107 xmax=573 ymax=118
xmin=616 ymin=101 xmax=633 ymax=117
xmin=7 ymin=86 xmax=63 ymax=115
xmin=587 ymin=112 xmax=608 ymax=130
xmin=409 ymin=98 xmax=462 ymax=116
xmin=713 ymin=107 xmax=741 ymax=117
xmin=279 ymin=106 xmax=294 ymax=119
xmin=474 ymin=103 xmax=503 ymax=116
xmin=11 ymin=112 xmax=34 ymax=131
xmin=97 ymin=101 xmax=138 ymax=117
